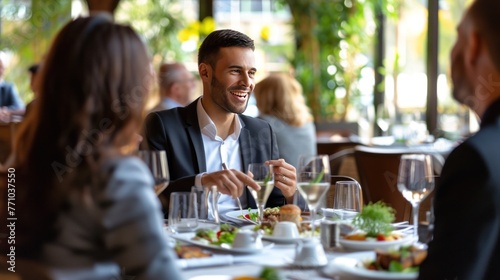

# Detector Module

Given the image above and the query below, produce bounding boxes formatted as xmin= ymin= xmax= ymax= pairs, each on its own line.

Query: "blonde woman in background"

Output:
xmin=254 ymin=73 xmax=317 ymax=168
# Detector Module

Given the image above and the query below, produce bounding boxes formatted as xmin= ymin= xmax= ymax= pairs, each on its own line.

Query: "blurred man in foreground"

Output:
xmin=419 ymin=0 xmax=500 ymax=279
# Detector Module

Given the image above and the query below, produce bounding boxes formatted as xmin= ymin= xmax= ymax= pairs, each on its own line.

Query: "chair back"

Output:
xmin=354 ymin=146 xmax=413 ymax=222
xmin=353 ymin=145 xmax=439 ymax=223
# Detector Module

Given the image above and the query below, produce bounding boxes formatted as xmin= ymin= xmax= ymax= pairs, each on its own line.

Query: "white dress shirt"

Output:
xmin=195 ymin=98 xmax=248 ymax=213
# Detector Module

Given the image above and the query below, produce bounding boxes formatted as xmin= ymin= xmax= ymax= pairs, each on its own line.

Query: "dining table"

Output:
xmin=168 ymin=216 xmax=420 ymax=280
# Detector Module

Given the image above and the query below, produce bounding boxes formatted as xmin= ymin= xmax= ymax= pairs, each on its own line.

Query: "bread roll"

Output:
xmin=279 ymin=204 xmax=301 ymax=227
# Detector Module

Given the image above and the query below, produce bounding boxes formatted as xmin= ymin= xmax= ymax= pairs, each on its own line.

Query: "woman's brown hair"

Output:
xmin=12 ymin=15 xmax=151 ymax=257
xmin=254 ymin=73 xmax=313 ymax=127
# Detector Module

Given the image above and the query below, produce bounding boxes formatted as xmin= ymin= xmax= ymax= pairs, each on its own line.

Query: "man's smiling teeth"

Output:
xmin=231 ymin=91 xmax=247 ymax=97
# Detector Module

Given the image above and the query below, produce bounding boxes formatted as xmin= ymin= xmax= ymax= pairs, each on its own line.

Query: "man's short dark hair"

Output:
xmin=198 ymin=29 xmax=255 ymax=68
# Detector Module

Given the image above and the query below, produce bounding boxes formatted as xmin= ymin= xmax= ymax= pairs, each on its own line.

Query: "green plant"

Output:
xmin=281 ymin=0 xmax=399 ymax=121
xmin=0 ymin=0 xmax=72 ymax=101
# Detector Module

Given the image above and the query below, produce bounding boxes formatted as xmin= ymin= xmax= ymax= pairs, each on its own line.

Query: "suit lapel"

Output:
xmin=182 ymin=98 xmax=207 ymax=173
xmin=239 ymin=118 xmax=257 ymax=208
xmin=0 ymin=85 xmax=5 ymax=105
xmin=239 ymin=121 xmax=252 ymax=173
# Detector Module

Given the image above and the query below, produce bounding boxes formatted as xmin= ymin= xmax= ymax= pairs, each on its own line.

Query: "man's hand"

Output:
xmin=266 ymin=159 xmax=297 ymax=202
xmin=201 ymin=169 xmax=260 ymax=198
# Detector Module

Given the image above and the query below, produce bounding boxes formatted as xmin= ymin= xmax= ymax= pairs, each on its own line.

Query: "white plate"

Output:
xmin=324 ymin=251 xmax=417 ymax=279
xmin=225 ymin=209 xmax=317 ymax=225
xmin=339 ymin=233 xmax=417 ymax=251
xmin=170 ymin=234 xmax=274 ymax=255
xmin=224 ymin=209 xmax=259 ymax=224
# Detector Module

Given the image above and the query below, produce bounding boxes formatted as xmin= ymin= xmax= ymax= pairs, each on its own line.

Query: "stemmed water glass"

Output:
xmin=376 ymin=104 xmax=394 ymax=136
xmin=137 ymin=150 xmax=170 ymax=195
xmin=296 ymin=155 xmax=331 ymax=237
xmin=246 ymin=163 xmax=274 ymax=224
xmin=397 ymin=154 xmax=435 ymax=240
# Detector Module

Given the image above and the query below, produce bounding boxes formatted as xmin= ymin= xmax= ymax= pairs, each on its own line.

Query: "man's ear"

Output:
xmin=199 ymin=63 xmax=211 ymax=80
xmin=465 ymin=30 xmax=481 ymax=68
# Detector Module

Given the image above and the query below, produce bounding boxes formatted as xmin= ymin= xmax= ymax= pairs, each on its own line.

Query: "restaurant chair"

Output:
xmin=353 ymin=145 xmax=440 ymax=223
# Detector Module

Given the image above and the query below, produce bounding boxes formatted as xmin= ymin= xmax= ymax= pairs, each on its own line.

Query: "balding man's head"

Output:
xmin=158 ymin=63 xmax=196 ymax=105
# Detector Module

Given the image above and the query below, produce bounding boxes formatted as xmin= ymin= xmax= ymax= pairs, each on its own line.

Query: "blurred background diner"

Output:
xmin=254 ymin=72 xmax=316 ymax=169
xmin=149 ymin=62 xmax=197 ymax=112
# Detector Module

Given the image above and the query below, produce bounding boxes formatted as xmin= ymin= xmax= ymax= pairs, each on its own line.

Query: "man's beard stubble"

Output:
xmin=210 ymin=75 xmax=248 ymax=114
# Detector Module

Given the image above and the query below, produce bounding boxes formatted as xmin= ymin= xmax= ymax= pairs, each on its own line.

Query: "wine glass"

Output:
xmin=247 ymin=163 xmax=274 ymax=224
xmin=332 ymin=180 xmax=362 ymax=221
xmin=137 ymin=150 xmax=169 ymax=195
xmin=168 ymin=192 xmax=198 ymax=233
xmin=296 ymin=155 xmax=331 ymax=237
xmin=397 ymin=154 xmax=435 ymax=240
xmin=376 ymin=104 xmax=393 ymax=136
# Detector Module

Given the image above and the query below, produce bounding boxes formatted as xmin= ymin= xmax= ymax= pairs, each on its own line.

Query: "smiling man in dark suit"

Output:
xmin=144 ymin=29 xmax=298 ymax=216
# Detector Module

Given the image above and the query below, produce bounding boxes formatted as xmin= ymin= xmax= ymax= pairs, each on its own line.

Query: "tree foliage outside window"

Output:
xmin=0 ymin=0 xmax=72 ymax=101
xmin=281 ymin=0 xmax=398 ymax=122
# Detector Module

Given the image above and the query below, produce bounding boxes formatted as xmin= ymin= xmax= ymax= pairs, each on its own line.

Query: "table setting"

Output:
xmin=162 ymin=155 xmax=431 ymax=280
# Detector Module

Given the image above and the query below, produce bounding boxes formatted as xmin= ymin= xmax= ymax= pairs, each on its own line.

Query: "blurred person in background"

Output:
xmin=24 ymin=63 xmax=40 ymax=117
xmin=0 ymin=57 xmax=25 ymax=122
xmin=150 ymin=62 xmax=196 ymax=112
xmin=419 ymin=0 xmax=500 ymax=279
xmin=3 ymin=15 xmax=182 ymax=279
xmin=254 ymin=73 xmax=316 ymax=168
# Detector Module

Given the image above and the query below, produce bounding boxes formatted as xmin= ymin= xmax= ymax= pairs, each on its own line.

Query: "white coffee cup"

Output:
xmin=232 ymin=230 xmax=263 ymax=249
xmin=272 ymin=222 xmax=300 ymax=238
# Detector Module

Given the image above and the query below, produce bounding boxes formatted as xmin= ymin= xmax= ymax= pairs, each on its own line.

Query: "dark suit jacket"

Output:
xmin=144 ymin=98 xmax=287 ymax=215
xmin=418 ymin=99 xmax=500 ymax=280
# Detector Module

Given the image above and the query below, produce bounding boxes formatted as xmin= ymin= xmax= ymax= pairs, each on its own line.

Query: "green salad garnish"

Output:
xmin=263 ymin=171 xmax=272 ymax=185
xmin=352 ymin=201 xmax=395 ymax=237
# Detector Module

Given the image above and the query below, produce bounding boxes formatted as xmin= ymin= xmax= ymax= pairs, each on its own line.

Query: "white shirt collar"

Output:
xmin=196 ymin=97 xmax=243 ymax=141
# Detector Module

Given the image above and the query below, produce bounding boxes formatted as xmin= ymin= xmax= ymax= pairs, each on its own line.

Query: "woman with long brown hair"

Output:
xmin=8 ymin=15 xmax=182 ymax=279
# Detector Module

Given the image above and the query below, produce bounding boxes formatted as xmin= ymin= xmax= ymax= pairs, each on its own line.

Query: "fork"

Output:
xmin=222 ymin=162 xmax=258 ymax=225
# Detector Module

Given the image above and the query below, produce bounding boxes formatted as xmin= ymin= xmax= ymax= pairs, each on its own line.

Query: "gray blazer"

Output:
xmin=144 ymin=98 xmax=288 ymax=215
xmin=42 ymin=156 xmax=182 ymax=280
